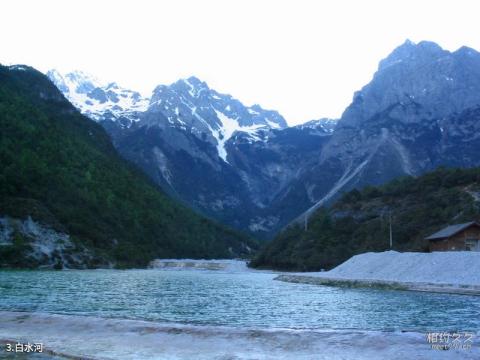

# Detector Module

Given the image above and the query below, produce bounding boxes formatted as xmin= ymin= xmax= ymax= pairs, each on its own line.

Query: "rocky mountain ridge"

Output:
xmin=46 ymin=40 xmax=480 ymax=238
xmin=296 ymin=40 xmax=480 ymax=222
xmin=48 ymin=70 xmax=326 ymax=237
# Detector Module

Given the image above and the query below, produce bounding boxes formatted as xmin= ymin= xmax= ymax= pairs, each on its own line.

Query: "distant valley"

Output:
xmin=48 ymin=70 xmax=336 ymax=237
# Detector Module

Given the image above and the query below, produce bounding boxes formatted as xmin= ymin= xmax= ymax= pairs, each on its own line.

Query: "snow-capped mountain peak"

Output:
xmin=46 ymin=69 xmax=149 ymax=127
xmin=47 ymin=69 xmax=103 ymax=95
xmin=180 ymin=76 xmax=209 ymax=98
xmin=48 ymin=70 xmax=289 ymax=164
xmin=148 ymin=76 xmax=288 ymax=163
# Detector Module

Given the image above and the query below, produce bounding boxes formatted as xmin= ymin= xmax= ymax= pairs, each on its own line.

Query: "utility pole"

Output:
xmin=389 ymin=212 xmax=393 ymax=249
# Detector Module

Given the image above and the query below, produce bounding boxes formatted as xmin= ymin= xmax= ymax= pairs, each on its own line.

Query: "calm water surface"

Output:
xmin=0 ymin=269 xmax=479 ymax=332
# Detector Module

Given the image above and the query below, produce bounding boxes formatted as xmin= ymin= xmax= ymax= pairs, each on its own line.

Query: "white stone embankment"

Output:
xmin=276 ymin=251 xmax=480 ymax=295
xmin=149 ymin=259 xmax=250 ymax=271
xmin=1 ymin=311 xmax=477 ymax=360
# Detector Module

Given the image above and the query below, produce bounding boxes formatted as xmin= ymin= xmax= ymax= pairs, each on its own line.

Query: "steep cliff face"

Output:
xmin=291 ymin=41 xmax=480 ymax=221
xmin=337 ymin=41 xmax=480 ymax=129
xmin=0 ymin=216 xmax=96 ymax=269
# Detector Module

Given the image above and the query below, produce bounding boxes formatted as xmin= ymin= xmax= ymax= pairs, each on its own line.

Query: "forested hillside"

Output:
xmin=251 ymin=167 xmax=480 ymax=271
xmin=0 ymin=65 xmax=256 ymax=268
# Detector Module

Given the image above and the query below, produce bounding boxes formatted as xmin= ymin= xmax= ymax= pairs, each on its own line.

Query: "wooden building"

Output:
xmin=426 ymin=221 xmax=480 ymax=252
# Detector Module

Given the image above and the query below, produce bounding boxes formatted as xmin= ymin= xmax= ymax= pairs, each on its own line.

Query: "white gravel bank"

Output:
xmin=317 ymin=251 xmax=480 ymax=285
xmin=277 ymin=251 xmax=480 ymax=294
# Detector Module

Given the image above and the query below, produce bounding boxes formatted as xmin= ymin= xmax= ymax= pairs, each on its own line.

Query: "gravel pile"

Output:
xmin=313 ymin=251 xmax=480 ymax=286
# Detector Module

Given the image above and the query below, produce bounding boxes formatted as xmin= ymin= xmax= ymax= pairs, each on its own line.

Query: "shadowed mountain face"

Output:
xmin=48 ymin=70 xmax=335 ymax=238
xmin=115 ymin=79 xmax=333 ymax=237
xmin=47 ymin=40 xmax=480 ymax=238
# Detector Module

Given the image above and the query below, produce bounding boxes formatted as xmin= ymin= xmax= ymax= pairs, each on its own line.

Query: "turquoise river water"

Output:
xmin=1 ymin=268 xmax=479 ymax=332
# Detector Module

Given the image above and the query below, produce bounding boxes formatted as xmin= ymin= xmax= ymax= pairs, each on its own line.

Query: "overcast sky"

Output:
xmin=2 ymin=0 xmax=480 ymax=125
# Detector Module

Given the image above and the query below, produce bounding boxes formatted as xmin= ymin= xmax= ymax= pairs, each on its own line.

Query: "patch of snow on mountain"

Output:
xmin=8 ymin=65 xmax=28 ymax=71
xmin=142 ymin=76 xmax=288 ymax=162
xmin=213 ymin=109 xmax=264 ymax=163
xmin=183 ymin=78 xmax=196 ymax=97
xmin=266 ymin=119 xmax=281 ymax=129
